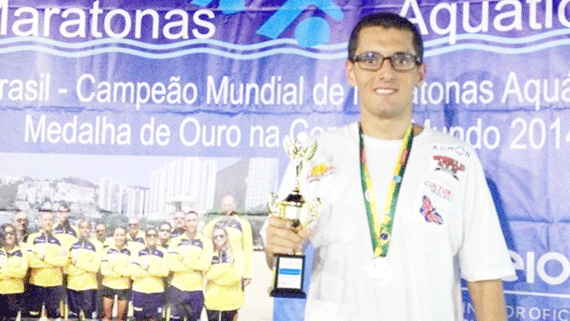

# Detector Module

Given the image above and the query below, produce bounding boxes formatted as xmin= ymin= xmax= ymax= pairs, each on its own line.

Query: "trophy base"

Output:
xmin=271 ymin=254 xmax=306 ymax=299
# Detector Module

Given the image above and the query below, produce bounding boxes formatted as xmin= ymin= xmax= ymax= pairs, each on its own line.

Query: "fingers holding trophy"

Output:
xmin=268 ymin=135 xmax=321 ymax=299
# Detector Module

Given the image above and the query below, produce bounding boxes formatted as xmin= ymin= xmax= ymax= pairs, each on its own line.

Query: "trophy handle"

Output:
xmin=305 ymin=197 xmax=322 ymax=229
xmin=268 ymin=193 xmax=279 ymax=216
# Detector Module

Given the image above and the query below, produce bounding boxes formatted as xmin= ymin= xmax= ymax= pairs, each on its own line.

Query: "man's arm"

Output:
xmin=264 ymin=216 xmax=309 ymax=268
xmin=467 ymin=279 xmax=507 ymax=321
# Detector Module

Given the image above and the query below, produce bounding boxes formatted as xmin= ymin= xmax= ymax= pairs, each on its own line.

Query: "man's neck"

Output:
xmin=185 ymin=230 xmax=196 ymax=239
xmin=360 ymin=117 xmax=412 ymax=140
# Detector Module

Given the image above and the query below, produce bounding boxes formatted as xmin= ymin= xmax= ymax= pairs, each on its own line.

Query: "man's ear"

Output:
xmin=345 ymin=60 xmax=357 ymax=87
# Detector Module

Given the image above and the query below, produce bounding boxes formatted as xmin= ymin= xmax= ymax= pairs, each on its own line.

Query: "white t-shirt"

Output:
xmin=273 ymin=122 xmax=515 ymax=321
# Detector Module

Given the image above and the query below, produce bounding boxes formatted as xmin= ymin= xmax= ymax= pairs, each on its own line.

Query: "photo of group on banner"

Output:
xmin=0 ymin=195 xmax=252 ymax=321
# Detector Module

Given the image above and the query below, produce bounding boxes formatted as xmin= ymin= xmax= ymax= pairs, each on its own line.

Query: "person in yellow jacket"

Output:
xmin=100 ymin=226 xmax=131 ymax=321
xmin=127 ymin=217 xmax=146 ymax=253
xmin=131 ymin=228 xmax=169 ymax=321
xmin=205 ymin=226 xmax=245 ymax=321
xmin=67 ymin=220 xmax=102 ymax=320
xmin=53 ymin=205 xmax=78 ymax=249
xmin=0 ymin=223 xmax=30 ymax=320
xmin=26 ymin=211 xmax=69 ymax=320
xmin=167 ymin=211 xmax=213 ymax=321
xmin=203 ymin=195 xmax=253 ymax=288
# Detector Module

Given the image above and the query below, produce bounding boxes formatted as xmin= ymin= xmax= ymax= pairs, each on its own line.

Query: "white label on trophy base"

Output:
xmin=366 ymin=257 xmax=393 ymax=286
xmin=276 ymin=256 xmax=304 ymax=289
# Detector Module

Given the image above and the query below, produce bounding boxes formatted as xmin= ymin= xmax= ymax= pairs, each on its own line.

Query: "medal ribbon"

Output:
xmin=359 ymin=124 xmax=414 ymax=257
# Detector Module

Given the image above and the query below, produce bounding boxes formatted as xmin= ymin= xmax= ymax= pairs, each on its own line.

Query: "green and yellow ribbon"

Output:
xmin=359 ymin=124 xmax=414 ymax=257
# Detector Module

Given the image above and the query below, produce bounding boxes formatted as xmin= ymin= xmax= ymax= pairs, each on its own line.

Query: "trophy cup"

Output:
xmin=268 ymin=135 xmax=321 ymax=298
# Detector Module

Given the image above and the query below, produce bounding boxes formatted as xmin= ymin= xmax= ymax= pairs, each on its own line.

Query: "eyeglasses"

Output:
xmin=159 ymin=229 xmax=170 ymax=233
xmin=128 ymin=224 xmax=139 ymax=227
xmin=351 ymin=52 xmax=421 ymax=71
xmin=214 ymin=234 xmax=226 ymax=239
xmin=96 ymin=230 xmax=106 ymax=233
xmin=146 ymin=233 xmax=158 ymax=238
xmin=4 ymin=231 xmax=15 ymax=236
xmin=16 ymin=218 xmax=27 ymax=223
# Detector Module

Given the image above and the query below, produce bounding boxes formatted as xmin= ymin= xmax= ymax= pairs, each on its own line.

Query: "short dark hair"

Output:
xmin=348 ymin=12 xmax=424 ymax=64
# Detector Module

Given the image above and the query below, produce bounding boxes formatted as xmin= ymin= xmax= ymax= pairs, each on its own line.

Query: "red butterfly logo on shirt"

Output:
xmin=420 ymin=195 xmax=444 ymax=224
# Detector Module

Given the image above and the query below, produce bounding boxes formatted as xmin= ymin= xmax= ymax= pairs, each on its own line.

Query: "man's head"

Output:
xmin=57 ymin=204 xmax=71 ymax=225
xmin=78 ymin=220 xmax=91 ymax=240
xmin=128 ymin=217 xmax=140 ymax=236
xmin=158 ymin=222 xmax=172 ymax=244
xmin=13 ymin=211 xmax=28 ymax=233
xmin=220 ymin=195 xmax=237 ymax=216
xmin=173 ymin=211 xmax=186 ymax=229
xmin=40 ymin=212 xmax=54 ymax=233
xmin=185 ymin=211 xmax=199 ymax=235
xmin=95 ymin=222 xmax=107 ymax=242
xmin=345 ymin=12 xmax=426 ymax=136
xmin=348 ymin=12 xmax=423 ymax=65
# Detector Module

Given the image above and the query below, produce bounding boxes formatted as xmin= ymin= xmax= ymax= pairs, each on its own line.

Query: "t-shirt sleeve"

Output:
xmin=458 ymin=154 xmax=515 ymax=282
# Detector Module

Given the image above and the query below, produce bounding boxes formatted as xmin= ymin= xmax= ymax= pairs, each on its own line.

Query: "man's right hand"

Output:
xmin=264 ymin=216 xmax=311 ymax=268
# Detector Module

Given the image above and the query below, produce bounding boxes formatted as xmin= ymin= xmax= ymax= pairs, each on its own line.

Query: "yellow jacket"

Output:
xmin=101 ymin=244 xmax=132 ymax=290
xmin=67 ymin=238 xmax=102 ymax=291
xmin=168 ymin=233 xmax=213 ymax=292
xmin=203 ymin=215 xmax=253 ymax=279
xmin=27 ymin=231 xmax=69 ymax=287
xmin=204 ymin=249 xmax=245 ymax=311
xmin=0 ymin=245 xmax=30 ymax=294
xmin=130 ymin=246 xmax=169 ymax=294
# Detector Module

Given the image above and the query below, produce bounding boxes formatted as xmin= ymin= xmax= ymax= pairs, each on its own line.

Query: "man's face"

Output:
xmin=57 ymin=206 xmax=69 ymax=224
xmin=95 ymin=224 xmax=107 ymax=241
xmin=173 ymin=211 xmax=185 ymax=229
xmin=345 ymin=27 xmax=425 ymax=126
xmin=221 ymin=196 xmax=237 ymax=215
xmin=185 ymin=213 xmax=199 ymax=233
xmin=79 ymin=222 xmax=91 ymax=239
xmin=13 ymin=212 xmax=28 ymax=231
xmin=128 ymin=219 xmax=140 ymax=235
xmin=41 ymin=213 xmax=54 ymax=233
xmin=159 ymin=224 xmax=171 ymax=242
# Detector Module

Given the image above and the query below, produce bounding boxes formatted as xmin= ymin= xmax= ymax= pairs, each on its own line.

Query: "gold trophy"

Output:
xmin=268 ymin=135 xmax=321 ymax=298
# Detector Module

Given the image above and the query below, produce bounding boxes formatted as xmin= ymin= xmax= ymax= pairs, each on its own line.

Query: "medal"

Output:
xmin=366 ymin=257 xmax=393 ymax=286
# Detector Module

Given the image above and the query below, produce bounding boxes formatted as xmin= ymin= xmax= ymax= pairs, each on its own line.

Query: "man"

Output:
xmin=167 ymin=211 xmax=213 ymax=321
xmin=54 ymin=204 xmax=78 ymax=251
xmin=127 ymin=216 xmax=146 ymax=254
xmin=95 ymin=222 xmax=109 ymax=246
xmin=27 ymin=212 xmax=69 ymax=321
xmin=203 ymin=195 xmax=253 ymax=287
xmin=264 ymin=12 xmax=515 ymax=321
xmin=158 ymin=222 xmax=172 ymax=248
xmin=170 ymin=211 xmax=186 ymax=238
xmin=67 ymin=220 xmax=102 ymax=320
xmin=13 ymin=210 xmax=29 ymax=242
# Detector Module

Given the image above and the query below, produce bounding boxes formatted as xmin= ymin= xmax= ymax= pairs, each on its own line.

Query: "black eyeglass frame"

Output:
xmin=350 ymin=52 xmax=422 ymax=71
